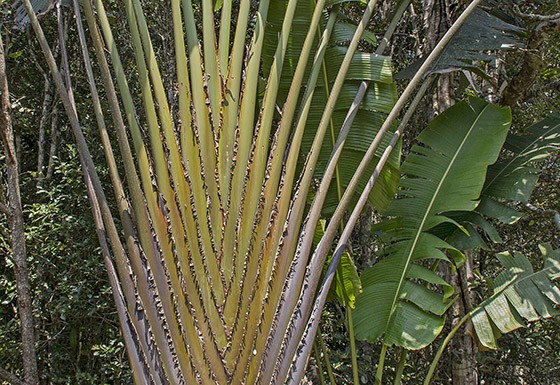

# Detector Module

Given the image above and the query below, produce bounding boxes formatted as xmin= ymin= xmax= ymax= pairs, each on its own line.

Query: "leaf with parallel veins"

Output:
xmin=354 ymin=97 xmax=511 ymax=349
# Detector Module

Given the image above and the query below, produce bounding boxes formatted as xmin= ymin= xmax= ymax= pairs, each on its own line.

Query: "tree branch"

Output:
xmin=1 ymin=26 xmax=40 ymax=385
xmin=0 ymin=201 xmax=10 ymax=216
xmin=500 ymin=18 xmax=560 ymax=107
xmin=513 ymin=5 xmax=560 ymax=22
xmin=0 ymin=367 xmax=25 ymax=385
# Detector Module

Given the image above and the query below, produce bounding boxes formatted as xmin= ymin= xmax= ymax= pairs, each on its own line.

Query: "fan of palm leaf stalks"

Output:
xmin=18 ymin=0 xmax=486 ymax=383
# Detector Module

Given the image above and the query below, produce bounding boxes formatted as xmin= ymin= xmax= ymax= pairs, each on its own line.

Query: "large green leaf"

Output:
xmin=304 ymin=109 xmax=401 ymax=214
xmin=261 ymin=1 xmax=377 ymax=103
xmin=449 ymin=112 xmax=560 ymax=248
xmin=309 ymin=44 xmax=399 ymax=214
xmin=471 ymin=244 xmax=560 ymax=349
xmin=302 ymin=45 xmax=399 ymax=215
xmin=353 ymin=97 xmax=511 ymax=349
xmin=483 ymin=112 xmax=560 ymax=203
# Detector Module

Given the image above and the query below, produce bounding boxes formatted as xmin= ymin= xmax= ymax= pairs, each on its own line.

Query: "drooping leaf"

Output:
xmin=442 ymin=211 xmax=503 ymax=250
xmin=476 ymin=197 xmax=524 ymax=224
xmin=353 ymin=97 xmax=511 ymax=349
xmin=331 ymin=22 xmax=377 ymax=46
xmin=12 ymin=0 xmax=73 ymax=28
xmin=325 ymin=251 xmax=362 ymax=308
xmin=301 ymin=49 xmax=399 ymax=216
xmin=396 ymin=8 xmax=523 ymax=79
xmin=471 ymin=244 xmax=560 ymax=349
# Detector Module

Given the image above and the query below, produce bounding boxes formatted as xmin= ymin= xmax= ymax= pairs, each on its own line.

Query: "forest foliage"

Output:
xmin=1 ymin=0 xmax=559 ymax=384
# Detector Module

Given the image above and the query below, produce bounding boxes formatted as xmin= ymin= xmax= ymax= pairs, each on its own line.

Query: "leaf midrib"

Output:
xmin=384 ymin=104 xmax=490 ymax=338
xmin=471 ymin=256 xmax=559 ymax=322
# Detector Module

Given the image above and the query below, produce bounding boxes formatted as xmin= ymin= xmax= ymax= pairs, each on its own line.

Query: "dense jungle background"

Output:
xmin=1 ymin=0 xmax=559 ymax=384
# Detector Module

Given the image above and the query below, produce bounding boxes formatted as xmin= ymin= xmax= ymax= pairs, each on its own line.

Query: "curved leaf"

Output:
xmin=354 ymin=97 xmax=511 ymax=349
xmin=314 ymin=219 xmax=362 ymax=308
xmin=471 ymin=244 xmax=560 ymax=349
xmin=261 ymin=0 xmax=399 ymax=216
xmin=301 ymin=52 xmax=399 ymax=215
xmin=328 ymin=251 xmax=362 ymax=308
xmin=331 ymin=22 xmax=377 ymax=46
xmin=483 ymin=112 xmax=560 ymax=203
xmin=449 ymin=112 xmax=560 ymax=247
xmin=12 ymin=0 xmax=73 ymax=28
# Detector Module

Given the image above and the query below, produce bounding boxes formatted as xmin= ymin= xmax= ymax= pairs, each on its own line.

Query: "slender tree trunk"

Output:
xmin=500 ymin=18 xmax=560 ymax=107
xmin=29 ymin=27 xmax=62 ymax=184
xmin=422 ymin=0 xmax=455 ymax=119
xmin=449 ymin=251 xmax=478 ymax=385
xmin=29 ymin=40 xmax=53 ymax=182
xmin=45 ymin=104 xmax=59 ymax=181
xmin=0 ymin=32 xmax=40 ymax=385
xmin=422 ymin=2 xmax=478 ymax=384
xmin=408 ymin=3 xmax=423 ymax=58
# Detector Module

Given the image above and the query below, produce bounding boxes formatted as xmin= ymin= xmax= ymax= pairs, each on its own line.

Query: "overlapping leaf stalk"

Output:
xmin=21 ymin=0 xmax=484 ymax=383
xmin=21 ymin=0 xmax=391 ymax=382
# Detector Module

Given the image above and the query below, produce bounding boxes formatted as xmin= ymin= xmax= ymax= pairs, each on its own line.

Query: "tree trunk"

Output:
xmin=0 ymin=32 xmax=40 ymax=385
xmin=449 ymin=251 xmax=478 ymax=385
xmin=500 ymin=18 xmax=560 ymax=107
xmin=422 ymin=2 xmax=478 ymax=384
xmin=422 ymin=0 xmax=456 ymax=119
xmin=45 ymin=104 xmax=59 ymax=181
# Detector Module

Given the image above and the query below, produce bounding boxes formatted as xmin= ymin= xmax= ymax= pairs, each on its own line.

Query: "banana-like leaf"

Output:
xmin=262 ymin=1 xmax=374 ymax=102
xmin=444 ymin=211 xmax=503 ymax=250
xmin=353 ymin=97 xmax=511 ymax=349
xmin=305 ymin=108 xmax=401 ymax=215
xmin=304 ymin=63 xmax=400 ymax=215
xmin=329 ymin=251 xmax=362 ymax=309
xmin=449 ymin=112 xmax=560 ymax=248
xmin=471 ymin=244 xmax=560 ymax=349
xmin=306 ymin=52 xmax=399 ymax=216
xmin=396 ymin=8 xmax=523 ymax=79
xmin=483 ymin=112 xmax=560 ymax=204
